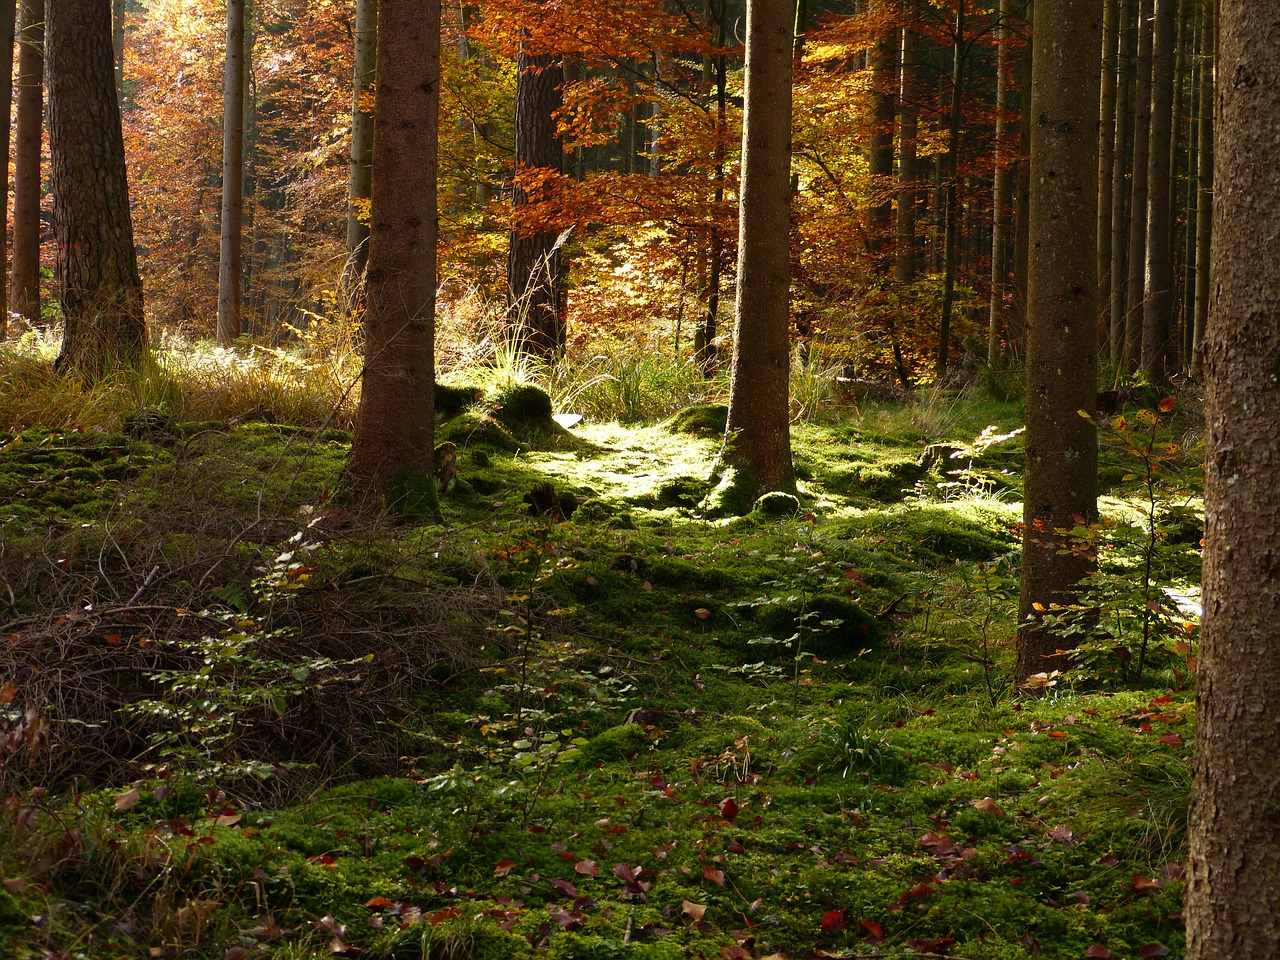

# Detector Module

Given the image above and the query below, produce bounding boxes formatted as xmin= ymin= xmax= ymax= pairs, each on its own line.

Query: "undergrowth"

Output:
xmin=0 ymin=343 xmax=1200 ymax=960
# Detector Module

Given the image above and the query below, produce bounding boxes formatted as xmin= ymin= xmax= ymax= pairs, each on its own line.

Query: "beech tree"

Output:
xmin=1186 ymin=4 xmax=1280 ymax=953
xmin=1014 ymin=0 xmax=1101 ymax=684
xmin=47 ymin=0 xmax=146 ymax=376
xmin=343 ymin=0 xmax=376 ymax=300
xmin=722 ymin=0 xmax=793 ymax=495
xmin=345 ymin=0 xmax=440 ymax=494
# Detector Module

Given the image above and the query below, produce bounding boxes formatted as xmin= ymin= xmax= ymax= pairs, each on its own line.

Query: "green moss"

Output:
xmin=753 ymin=491 xmax=801 ymax=518
xmin=666 ymin=402 xmax=728 ymax=437
xmin=493 ymin=383 xmax=554 ymax=428
xmin=703 ymin=465 xmax=757 ymax=518
xmin=386 ymin=469 xmax=442 ymax=523
xmin=436 ymin=381 xmax=483 ymax=417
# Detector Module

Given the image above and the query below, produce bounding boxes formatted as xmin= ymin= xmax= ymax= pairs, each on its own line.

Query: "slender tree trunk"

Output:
xmin=1186 ymin=4 xmax=1280 ymax=953
xmin=1140 ymin=0 xmax=1176 ymax=380
xmin=867 ymin=1 xmax=897 ymax=267
xmin=724 ymin=0 xmax=794 ymax=495
xmin=895 ymin=15 xmax=919 ymax=285
xmin=1109 ymin=0 xmax=1135 ymax=361
xmin=343 ymin=0 xmax=376 ymax=301
xmin=696 ymin=0 xmax=727 ymax=375
xmin=1015 ymin=0 xmax=1101 ymax=684
xmin=0 ymin=0 xmax=16 ymax=338
xmin=10 ymin=0 xmax=43 ymax=328
xmin=507 ymin=11 xmax=566 ymax=359
xmin=1097 ymin=0 xmax=1118 ymax=356
xmin=988 ymin=0 xmax=1012 ymax=366
xmin=1123 ymin=0 xmax=1153 ymax=370
xmin=47 ymin=0 xmax=145 ymax=376
xmin=1011 ymin=0 xmax=1033 ymax=355
xmin=217 ymin=0 xmax=246 ymax=344
xmin=1188 ymin=0 xmax=1211 ymax=380
xmin=345 ymin=0 xmax=440 ymax=495
xmin=937 ymin=1 xmax=965 ymax=378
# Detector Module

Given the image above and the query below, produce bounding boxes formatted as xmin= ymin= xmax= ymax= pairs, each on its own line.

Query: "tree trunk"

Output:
xmin=112 ymin=0 xmax=123 ymax=98
xmin=988 ymin=0 xmax=1012 ymax=366
xmin=47 ymin=0 xmax=145 ymax=377
xmin=1141 ymin=0 xmax=1177 ymax=380
xmin=1109 ymin=0 xmax=1135 ymax=361
xmin=1188 ymin=0 xmax=1211 ymax=380
xmin=10 ymin=0 xmax=43 ymax=328
xmin=343 ymin=0 xmax=376 ymax=301
xmin=1123 ymin=0 xmax=1153 ymax=371
xmin=507 ymin=15 xmax=566 ymax=359
xmin=937 ymin=2 xmax=965 ymax=378
xmin=1186 ymin=4 xmax=1280 ymax=953
xmin=1096 ymin=0 xmax=1118 ymax=356
xmin=1015 ymin=0 xmax=1101 ymax=685
xmin=217 ymin=0 xmax=246 ymax=344
xmin=867 ymin=1 xmax=896 ymax=266
xmin=345 ymin=0 xmax=440 ymax=495
xmin=1011 ymin=0 xmax=1033 ymax=355
xmin=0 ymin=0 xmax=16 ymax=338
xmin=696 ymin=0 xmax=727 ymax=375
xmin=724 ymin=0 xmax=794 ymax=496
xmin=895 ymin=16 xmax=919 ymax=285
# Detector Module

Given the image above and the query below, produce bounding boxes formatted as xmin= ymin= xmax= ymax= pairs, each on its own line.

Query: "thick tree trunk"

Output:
xmin=343 ymin=0 xmax=376 ymax=300
xmin=1186 ymin=4 xmax=1280 ymax=953
xmin=1123 ymin=0 xmax=1153 ymax=370
xmin=217 ymin=0 xmax=246 ymax=344
xmin=1015 ymin=0 xmax=1101 ymax=684
xmin=47 ymin=0 xmax=145 ymax=377
xmin=10 ymin=0 xmax=42 ymax=328
xmin=345 ymin=0 xmax=440 ymax=495
xmin=507 ymin=28 xmax=566 ymax=359
xmin=724 ymin=0 xmax=794 ymax=495
xmin=1141 ymin=0 xmax=1177 ymax=379
xmin=1188 ymin=0 xmax=1211 ymax=380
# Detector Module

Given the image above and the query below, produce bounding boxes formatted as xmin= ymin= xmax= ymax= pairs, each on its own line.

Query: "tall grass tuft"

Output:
xmin=550 ymin=352 xmax=726 ymax=423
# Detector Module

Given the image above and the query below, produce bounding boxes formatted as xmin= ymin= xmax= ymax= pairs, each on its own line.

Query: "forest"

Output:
xmin=0 ymin=0 xmax=1277 ymax=958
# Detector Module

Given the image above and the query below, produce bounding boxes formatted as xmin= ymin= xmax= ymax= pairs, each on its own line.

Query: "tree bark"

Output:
xmin=0 ymin=0 xmax=16 ymax=338
xmin=1141 ymin=0 xmax=1177 ymax=380
xmin=1096 ymin=0 xmax=1118 ymax=356
xmin=1011 ymin=0 xmax=1033 ymax=354
xmin=724 ymin=0 xmax=794 ymax=495
xmin=112 ymin=0 xmax=123 ymax=98
xmin=507 ymin=14 xmax=566 ymax=359
xmin=1108 ymin=0 xmax=1135 ymax=360
xmin=895 ymin=15 xmax=919 ymax=285
xmin=867 ymin=1 xmax=897 ymax=266
xmin=1186 ymin=3 xmax=1280 ymax=953
xmin=1188 ymin=0 xmax=1211 ymax=380
xmin=343 ymin=0 xmax=376 ymax=301
xmin=988 ymin=0 xmax=1012 ymax=366
xmin=1123 ymin=0 xmax=1153 ymax=370
xmin=937 ymin=1 xmax=965 ymax=378
xmin=47 ymin=0 xmax=145 ymax=377
xmin=345 ymin=0 xmax=440 ymax=494
xmin=1015 ymin=0 xmax=1101 ymax=684
xmin=217 ymin=0 xmax=246 ymax=344
xmin=10 ymin=0 xmax=43 ymax=328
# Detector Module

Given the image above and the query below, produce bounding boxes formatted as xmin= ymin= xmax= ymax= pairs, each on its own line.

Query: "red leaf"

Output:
xmin=612 ymin=862 xmax=637 ymax=882
xmin=550 ymin=878 xmax=580 ymax=897
xmin=1046 ymin=824 xmax=1074 ymax=843
xmin=1138 ymin=944 xmax=1169 ymax=958
xmin=860 ymin=919 xmax=883 ymax=944
xmin=575 ymin=859 xmax=598 ymax=876
xmin=493 ymin=860 xmax=516 ymax=877
xmin=364 ymin=897 xmax=393 ymax=908
xmin=819 ymin=908 xmax=847 ymax=933
xmin=1083 ymin=947 xmax=1114 ymax=959
xmin=720 ymin=797 xmax=739 ymax=823
xmin=703 ymin=865 xmax=727 ymax=887
xmin=1158 ymin=733 xmax=1183 ymax=747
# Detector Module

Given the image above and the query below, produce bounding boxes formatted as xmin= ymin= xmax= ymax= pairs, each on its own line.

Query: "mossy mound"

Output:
xmin=666 ymin=403 xmax=728 ymax=437
xmin=493 ymin=383 xmax=554 ymax=429
xmin=753 ymin=491 xmax=801 ymax=518
xmin=703 ymin=465 xmax=757 ymax=518
xmin=437 ymin=410 xmax=521 ymax=452
xmin=435 ymin=382 xmax=483 ymax=418
xmin=748 ymin=594 xmax=885 ymax=657
xmin=654 ymin=475 xmax=708 ymax=509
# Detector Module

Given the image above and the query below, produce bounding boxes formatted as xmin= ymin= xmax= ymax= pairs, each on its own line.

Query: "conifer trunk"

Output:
xmin=10 ymin=0 xmax=43 ymax=328
xmin=217 ymin=0 xmax=246 ymax=344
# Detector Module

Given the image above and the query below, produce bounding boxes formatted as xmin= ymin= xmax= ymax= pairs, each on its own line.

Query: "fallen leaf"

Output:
xmin=1138 ymin=944 xmax=1169 ymax=958
xmin=694 ymin=608 xmax=711 ymax=620
xmin=1083 ymin=947 xmax=1115 ymax=959
xmin=1158 ymin=733 xmax=1183 ymax=747
xmin=575 ymin=859 xmax=598 ymax=876
xmin=115 ymin=788 xmax=140 ymax=811
xmin=1046 ymin=824 xmax=1074 ymax=843
xmin=682 ymin=900 xmax=707 ymax=920
xmin=819 ymin=908 xmax=847 ymax=933
xmin=720 ymin=797 xmax=739 ymax=823
xmin=493 ymin=861 xmax=516 ymax=877
xmin=703 ymin=865 xmax=727 ymax=887
xmin=970 ymin=796 xmax=1004 ymax=815
xmin=2 ymin=878 xmax=25 ymax=893
xmin=550 ymin=878 xmax=580 ymax=897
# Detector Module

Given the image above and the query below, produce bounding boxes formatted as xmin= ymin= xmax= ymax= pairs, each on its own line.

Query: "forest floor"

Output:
xmin=0 ymin=358 xmax=1202 ymax=960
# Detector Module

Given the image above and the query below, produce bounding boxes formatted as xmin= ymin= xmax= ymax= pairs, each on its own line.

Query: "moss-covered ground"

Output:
xmin=0 ymin=380 xmax=1201 ymax=960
